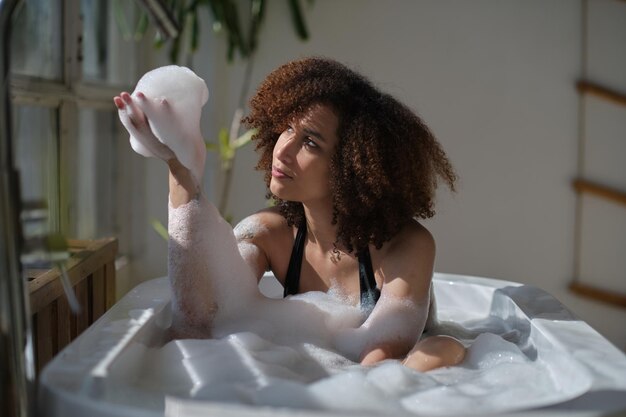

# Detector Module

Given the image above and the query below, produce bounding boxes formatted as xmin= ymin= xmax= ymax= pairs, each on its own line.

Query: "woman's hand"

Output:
xmin=114 ymin=91 xmax=176 ymax=162
xmin=115 ymin=91 xmax=201 ymax=206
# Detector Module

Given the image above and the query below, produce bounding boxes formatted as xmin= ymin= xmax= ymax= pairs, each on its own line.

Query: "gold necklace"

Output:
xmin=331 ymin=243 xmax=342 ymax=263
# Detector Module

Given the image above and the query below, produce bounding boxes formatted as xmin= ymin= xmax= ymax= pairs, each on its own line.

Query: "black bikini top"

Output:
xmin=283 ymin=222 xmax=381 ymax=308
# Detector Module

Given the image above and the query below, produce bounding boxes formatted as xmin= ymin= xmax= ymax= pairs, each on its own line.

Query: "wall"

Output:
xmin=135 ymin=1 xmax=626 ymax=349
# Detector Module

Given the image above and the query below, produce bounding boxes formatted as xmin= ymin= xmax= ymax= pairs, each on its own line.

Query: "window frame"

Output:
xmin=10 ymin=0 xmax=153 ymax=267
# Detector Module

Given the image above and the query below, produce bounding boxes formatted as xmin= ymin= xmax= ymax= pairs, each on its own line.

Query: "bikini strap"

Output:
xmin=284 ymin=223 xmax=380 ymax=309
xmin=283 ymin=222 xmax=307 ymax=297
xmin=358 ymin=248 xmax=381 ymax=307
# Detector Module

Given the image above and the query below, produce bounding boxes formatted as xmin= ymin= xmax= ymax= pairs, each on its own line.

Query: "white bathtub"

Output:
xmin=38 ymin=273 xmax=626 ymax=417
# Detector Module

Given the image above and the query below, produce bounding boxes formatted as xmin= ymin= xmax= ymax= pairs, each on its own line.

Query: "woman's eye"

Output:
xmin=303 ymin=137 xmax=319 ymax=149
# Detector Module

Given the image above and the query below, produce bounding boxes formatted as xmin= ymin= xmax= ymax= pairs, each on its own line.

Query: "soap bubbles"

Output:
xmin=130 ymin=65 xmax=209 ymax=182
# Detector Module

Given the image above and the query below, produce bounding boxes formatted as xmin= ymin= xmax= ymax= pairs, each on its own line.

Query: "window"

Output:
xmin=10 ymin=0 xmax=153 ymax=292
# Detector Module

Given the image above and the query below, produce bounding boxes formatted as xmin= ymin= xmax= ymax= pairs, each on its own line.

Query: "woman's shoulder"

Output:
xmin=387 ymin=220 xmax=435 ymax=259
xmin=377 ymin=220 xmax=435 ymax=287
xmin=233 ymin=206 xmax=292 ymax=243
xmin=234 ymin=206 xmax=295 ymax=281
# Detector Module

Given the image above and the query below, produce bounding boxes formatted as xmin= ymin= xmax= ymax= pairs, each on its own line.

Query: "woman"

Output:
xmin=114 ymin=57 xmax=465 ymax=372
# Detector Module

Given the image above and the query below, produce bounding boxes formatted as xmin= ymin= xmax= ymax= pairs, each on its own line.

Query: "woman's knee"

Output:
xmin=402 ymin=335 xmax=466 ymax=372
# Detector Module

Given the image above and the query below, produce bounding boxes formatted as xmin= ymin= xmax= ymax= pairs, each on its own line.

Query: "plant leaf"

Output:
xmin=224 ymin=0 xmax=248 ymax=58
xmin=233 ymin=128 xmax=256 ymax=149
xmin=169 ymin=34 xmax=181 ymax=63
xmin=287 ymin=0 xmax=309 ymax=40
xmin=247 ymin=0 xmax=265 ymax=53
xmin=150 ymin=218 xmax=169 ymax=241
xmin=154 ymin=30 xmax=166 ymax=49
xmin=218 ymin=128 xmax=234 ymax=162
xmin=188 ymin=0 xmax=202 ymax=10
xmin=227 ymin=36 xmax=235 ymax=61
xmin=112 ymin=0 xmax=132 ymax=41
xmin=207 ymin=0 xmax=225 ymax=33
xmin=190 ymin=7 xmax=200 ymax=51
xmin=134 ymin=11 xmax=150 ymax=40
xmin=169 ymin=0 xmax=188 ymax=63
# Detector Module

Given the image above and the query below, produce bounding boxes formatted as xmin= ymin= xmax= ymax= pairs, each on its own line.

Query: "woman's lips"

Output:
xmin=272 ymin=166 xmax=292 ymax=179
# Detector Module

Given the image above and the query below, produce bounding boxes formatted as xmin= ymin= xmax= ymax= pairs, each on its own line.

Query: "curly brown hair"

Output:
xmin=244 ymin=57 xmax=456 ymax=253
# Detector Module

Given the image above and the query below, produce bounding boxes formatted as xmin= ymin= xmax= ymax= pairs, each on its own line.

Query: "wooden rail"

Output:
xmin=27 ymin=237 xmax=118 ymax=373
xmin=576 ymin=80 xmax=626 ymax=107
xmin=571 ymin=180 xmax=626 ymax=309
xmin=573 ymin=179 xmax=626 ymax=207
xmin=570 ymin=281 xmax=626 ymax=309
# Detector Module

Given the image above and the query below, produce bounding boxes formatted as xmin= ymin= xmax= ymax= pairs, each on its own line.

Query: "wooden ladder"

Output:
xmin=570 ymin=1 xmax=626 ymax=309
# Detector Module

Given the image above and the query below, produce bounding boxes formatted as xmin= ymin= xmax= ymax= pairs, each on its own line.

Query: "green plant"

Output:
xmin=115 ymin=0 xmax=313 ymax=64
xmin=206 ymin=127 xmax=256 ymax=214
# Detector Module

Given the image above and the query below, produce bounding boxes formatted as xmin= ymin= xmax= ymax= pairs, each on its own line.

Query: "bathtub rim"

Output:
xmin=38 ymin=272 xmax=626 ymax=417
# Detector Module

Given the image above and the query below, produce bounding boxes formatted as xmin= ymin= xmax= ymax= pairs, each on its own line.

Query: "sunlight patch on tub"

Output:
xmin=91 ymin=308 xmax=154 ymax=378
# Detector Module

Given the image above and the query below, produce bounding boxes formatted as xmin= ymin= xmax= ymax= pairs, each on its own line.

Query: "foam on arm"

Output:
xmin=168 ymin=196 xmax=260 ymax=337
xmin=233 ymin=216 xmax=270 ymax=281
xmin=334 ymin=287 xmax=429 ymax=362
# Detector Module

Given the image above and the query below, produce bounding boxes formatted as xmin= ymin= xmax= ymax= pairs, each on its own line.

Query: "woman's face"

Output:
xmin=270 ymin=103 xmax=340 ymax=205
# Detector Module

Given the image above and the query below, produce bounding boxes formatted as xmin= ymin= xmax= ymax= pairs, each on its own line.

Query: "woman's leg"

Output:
xmin=402 ymin=335 xmax=466 ymax=372
xmin=116 ymin=90 xmax=260 ymax=338
xmin=115 ymin=91 xmax=216 ymax=337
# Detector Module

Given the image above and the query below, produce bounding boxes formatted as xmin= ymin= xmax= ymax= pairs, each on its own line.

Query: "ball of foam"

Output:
xmin=130 ymin=65 xmax=209 ymax=181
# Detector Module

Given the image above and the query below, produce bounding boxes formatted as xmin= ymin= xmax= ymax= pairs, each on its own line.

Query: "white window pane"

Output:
xmin=13 ymin=105 xmax=60 ymax=232
xmin=10 ymin=0 xmax=63 ymax=80
xmin=81 ymin=0 xmax=142 ymax=85
xmin=74 ymin=108 xmax=120 ymax=239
